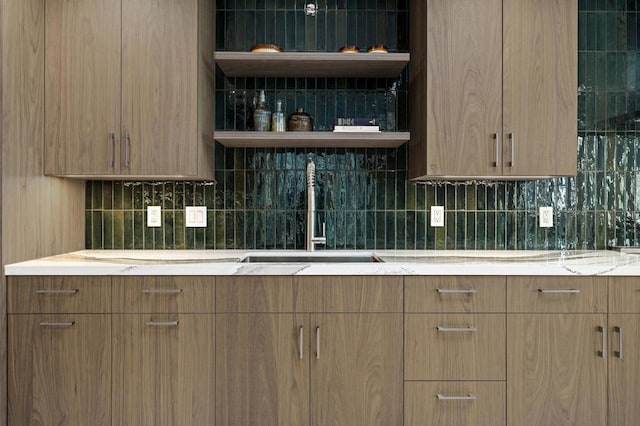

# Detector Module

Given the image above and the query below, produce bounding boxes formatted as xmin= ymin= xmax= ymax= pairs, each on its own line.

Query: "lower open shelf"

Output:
xmin=214 ymin=131 xmax=410 ymax=148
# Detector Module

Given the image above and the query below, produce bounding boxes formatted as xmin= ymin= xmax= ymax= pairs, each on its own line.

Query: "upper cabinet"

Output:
xmin=44 ymin=0 xmax=215 ymax=179
xmin=408 ymin=0 xmax=577 ymax=180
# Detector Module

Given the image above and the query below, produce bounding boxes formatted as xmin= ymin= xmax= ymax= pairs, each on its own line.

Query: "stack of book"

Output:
xmin=333 ymin=118 xmax=380 ymax=132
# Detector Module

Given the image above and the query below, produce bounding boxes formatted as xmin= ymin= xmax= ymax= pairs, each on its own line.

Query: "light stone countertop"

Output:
xmin=5 ymin=249 xmax=640 ymax=276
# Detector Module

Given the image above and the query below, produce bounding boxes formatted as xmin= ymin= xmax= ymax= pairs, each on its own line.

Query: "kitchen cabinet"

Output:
xmin=507 ymin=276 xmax=607 ymax=426
xmin=408 ymin=0 xmax=577 ymax=179
xmin=45 ymin=0 xmax=214 ymax=179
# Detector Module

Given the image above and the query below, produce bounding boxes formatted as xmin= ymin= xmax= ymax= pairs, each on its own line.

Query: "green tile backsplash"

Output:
xmin=86 ymin=1 xmax=639 ymax=250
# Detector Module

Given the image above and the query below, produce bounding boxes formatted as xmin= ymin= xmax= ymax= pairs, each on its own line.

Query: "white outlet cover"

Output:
xmin=539 ymin=206 xmax=554 ymax=228
xmin=185 ymin=206 xmax=207 ymax=228
xmin=147 ymin=206 xmax=162 ymax=227
xmin=431 ymin=206 xmax=445 ymax=227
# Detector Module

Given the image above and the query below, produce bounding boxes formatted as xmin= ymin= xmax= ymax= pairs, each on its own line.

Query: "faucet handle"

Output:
xmin=322 ymin=222 xmax=326 ymax=237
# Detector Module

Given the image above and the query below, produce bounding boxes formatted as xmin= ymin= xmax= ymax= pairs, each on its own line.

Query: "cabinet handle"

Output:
xmin=537 ymin=289 xmax=580 ymax=294
xmin=109 ymin=132 xmax=116 ymax=168
xmin=509 ymin=133 xmax=515 ymax=167
xmin=142 ymin=289 xmax=183 ymax=295
xmin=316 ymin=326 xmax=320 ymax=360
xmin=436 ymin=288 xmax=477 ymax=294
xmin=436 ymin=393 xmax=476 ymax=401
xmin=436 ymin=326 xmax=477 ymax=332
xmin=146 ymin=320 xmax=179 ymax=327
xmin=299 ymin=326 xmax=304 ymax=360
xmin=40 ymin=321 xmax=75 ymax=327
xmin=598 ymin=325 xmax=606 ymax=358
xmin=614 ymin=326 xmax=623 ymax=359
xmin=493 ymin=133 xmax=500 ymax=167
xmin=124 ymin=132 xmax=131 ymax=168
xmin=36 ymin=289 xmax=79 ymax=295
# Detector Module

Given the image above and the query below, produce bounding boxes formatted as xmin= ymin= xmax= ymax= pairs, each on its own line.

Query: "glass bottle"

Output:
xmin=271 ymin=100 xmax=285 ymax=132
xmin=253 ymin=89 xmax=272 ymax=131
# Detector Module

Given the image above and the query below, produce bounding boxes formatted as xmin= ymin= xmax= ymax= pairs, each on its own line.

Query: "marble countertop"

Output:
xmin=5 ymin=249 xmax=640 ymax=276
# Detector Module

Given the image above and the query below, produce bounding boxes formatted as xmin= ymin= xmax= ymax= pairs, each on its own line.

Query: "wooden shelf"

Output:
xmin=214 ymin=131 xmax=410 ymax=148
xmin=214 ymin=51 xmax=410 ymax=78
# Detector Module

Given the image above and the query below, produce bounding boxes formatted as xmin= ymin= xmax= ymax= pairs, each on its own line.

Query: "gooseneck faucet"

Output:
xmin=306 ymin=160 xmax=326 ymax=251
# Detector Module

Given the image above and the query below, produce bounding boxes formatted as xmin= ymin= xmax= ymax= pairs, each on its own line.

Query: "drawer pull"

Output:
xmin=436 ymin=326 xmax=477 ymax=332
xmin=538 ymin=289 xmax=580 ymax=294
xmin=598 ymin=325 xmax=606 ymax=358
xmin=36 ymin=289 xmax=79 ymax=295
xmin=146 ymin=320 xmax=179 ymax=327
xmin=436 ymin=288 xmax=477 ymax=294
xmin=142 ymin=289 xmax=183 ymax=295
xmin=316 ymin=326 xmax=320 ymax=360
xmin=40 ymin=321 xmax=75 ymax=327
xmin=436 ymin=393 xmax=476 ymax=401
xmin=615 ymin=326 xmax=623 ymax=359
xmin=299 ymin=326 xmax=304 ymax=360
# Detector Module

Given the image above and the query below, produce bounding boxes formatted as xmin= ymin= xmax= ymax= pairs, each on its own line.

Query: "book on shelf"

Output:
xmin=333 ymin=125 xmax=380 ymax=132
xmin=336 ymin=117 xmax=377 ymax=126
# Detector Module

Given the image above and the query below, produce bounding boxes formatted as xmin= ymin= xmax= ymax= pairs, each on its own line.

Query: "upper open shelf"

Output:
xmin=214 ymin=131 xmax=410 ymax=148
xmin=215 ymin=51 xmax=410 ymax=78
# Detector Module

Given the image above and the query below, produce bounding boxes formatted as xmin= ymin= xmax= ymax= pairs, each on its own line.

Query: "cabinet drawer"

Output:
xmin=507 ymin=276 xmax=607 ymax=313
xmin=609 ymin=277 xmax=640 ymax=313
xmin=113 ymin=276 xmax=214 ymax=313
xmin=405 ymin=276 xmax=506 ymax=312
xmin=8 ymin=276 xmax=111 ymax=313
xmin=405 ymin=314 xmax=505 ymax=380
xmin=216 ymin=276 xmax=295 ymax=312
xmin=405 ymin=381 xmax=505 ymax=426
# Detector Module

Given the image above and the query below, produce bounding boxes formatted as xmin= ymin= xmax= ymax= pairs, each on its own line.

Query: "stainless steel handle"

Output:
xmin=36 ymin=289 xmax=79 ymax=295
xmin=124 ymin=132 xmax=131 ymax=168
xmin=142 ymin=289 xmax=183 ymax=295
xmin=509 ymin=133 xmax=515 ymax=167
xmin=436 ymin=288 xmax=478 ymax=294
xmin=538 ymin=289 xmax=581 ymax=294
xmin=598 ymin=325 xmax=606 ymax=358
xmin=436 ymin=394 xmax=476 ymax=401
xmin=493 ymin=133 xmax=500 ymax=167
xmin=615 ymin=326 xmax=623 ymax=359
xmin=40 ymin=321 xmax=75 ymax=327
xmin=299 ymin=326 xmax=304 ymax=360
xmin=109 ymin=132 xmax=116 ymax=168
xmin=146 ymin=320 xmax=179 ymax=327
xmin=316 ymin=326 xmax=320 ymax=360
xmin=436 ymin=326 xmax=478 ymax=332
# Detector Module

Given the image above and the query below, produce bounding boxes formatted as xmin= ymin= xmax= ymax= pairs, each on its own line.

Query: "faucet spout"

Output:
xmin=306 ymin=160 xmax=326 ymax=251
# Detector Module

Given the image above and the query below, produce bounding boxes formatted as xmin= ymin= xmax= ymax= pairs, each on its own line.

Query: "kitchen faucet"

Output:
xmin=306 ymin=160 xmax=326 ymax=251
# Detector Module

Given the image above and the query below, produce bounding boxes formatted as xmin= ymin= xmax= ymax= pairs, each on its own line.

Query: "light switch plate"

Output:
xmin=185 ymin=206 xmax=207 ymax=227
xmin=539 ymin=206 xmax=554 ymax=228
xmin=147 ymin=206 xmax=162 ymax=227
xmin=431 ymin=206 xmax=444 ymax=227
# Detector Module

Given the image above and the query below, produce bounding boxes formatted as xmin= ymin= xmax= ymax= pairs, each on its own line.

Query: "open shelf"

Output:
xmin=215 ymin=51 xmax=410 ymax=78
xmin=214 ymin=131 xmax=410 ymax=148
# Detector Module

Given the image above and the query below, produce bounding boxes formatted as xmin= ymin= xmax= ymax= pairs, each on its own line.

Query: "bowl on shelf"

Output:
xmin=339 ymin=45 xmax=360 ymax=53
xmin=367 ymin=44 xmax=389 ymax=53
xmin=250 ymin=44 xmax=283 ymax=53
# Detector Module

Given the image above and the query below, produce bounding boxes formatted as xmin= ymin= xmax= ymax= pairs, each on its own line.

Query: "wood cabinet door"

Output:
xmin=8 ymin=314 xmax=111 ymax=426
xmin=310 ymin=314 xmax=403 ymax=426
xmin=45 ymin=0 xmax=121 ymax=176
xmin=502 ymin=0 xmax=577 ymax=177
xmin=609 ymin=315 xmax=640 ymax=426
xmin=424 ymin=0 xmax=502 ymax=177
xmin=216 ymin=314 xmax=310 ymax=426
xmin=507 ymin=314 xmax=607 ymax=426
xmin=112 ymin=314 xmax=215 ymax=426
xmin=122 ymin=0 xmax=198 ymax=176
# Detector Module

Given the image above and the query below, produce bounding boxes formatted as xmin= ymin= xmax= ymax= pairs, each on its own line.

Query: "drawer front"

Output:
xmin=405 ymin=381 xmax=505 ymax=426
xmin=216 ymin=276 xmax=295 ymax=312
xmin=113 ymin=276 xmax=215 ymax=313
xmin=507 ymin=276 xmax=607 ymax=313
xmin=405 ymin=276 xmax=506 ymax=313
xmin=8 ymin=276 xmax=111 ymax=313
xmin=296 ymin=276 xmax=403 ymax=312
xmin=609 ymin=277 xmax=640 ymax=313
xmin=405 ymin=314 xmax=506 ymax=380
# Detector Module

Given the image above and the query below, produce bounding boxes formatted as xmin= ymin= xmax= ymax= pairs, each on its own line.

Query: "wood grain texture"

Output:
xmin=408 ymin=0 xmax=428 ymax=179
xmin=216 ymin=314 xmax=309 ymax=426
xmin=609 ymin=315 xmax=640 ymax=426
xmin=609 ymin=277 xmax=640 ymax=313
xmin=112 ymin=276 xmax=214 ymax=313
xmin=405 ymin=276 xmax=506 ymax=313
xmin=296 ymin=276 xmax=403 ymax=312
xmin=405 ymin=381 xmax=506 ymax=426
xmin=8 ymin=276 xmax=110 ymax=314
xmin=112 ymin=314 xmax=215 ymax=426
xmin=197 ymin=0 xmax=215 ymax=179
xmin=310 ymin=314 xmax=403 ymax=426
xmin=502 ymin=0 xmax=577 ymax=177
xmin=216 ymin=276 xmax=296 ymax=312
xmin=8 ymin=314 xmax=111 ymax=426
xmin=507 ymin=276 xmax=607 ymax=313
xmin=405 ymin=314 xmax=506 ymax=380
xmin=507 ymin=314 xmax=607 ymax=426
xmin=122 ymin=0 xmax=197 ymax=176
xmin=44 ymin=0 xmax=121 ymax=175
xmin=214 ymin=131 xmax=410 ymax=148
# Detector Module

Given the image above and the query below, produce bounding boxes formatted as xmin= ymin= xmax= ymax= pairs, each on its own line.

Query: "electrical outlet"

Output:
xmin=147 ymin=206 xmax=161 ymax=227
xmin=431 ymin=206 xmax=445 ymax=227
xmin=539 ymin=206 xmax=554 ymax=228
xmin=185 ymin=206 xmax=207 ymax=227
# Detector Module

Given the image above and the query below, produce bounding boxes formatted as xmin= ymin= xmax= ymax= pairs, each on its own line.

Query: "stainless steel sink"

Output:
xmin=240 ymin=254 xmax=383 ymax=263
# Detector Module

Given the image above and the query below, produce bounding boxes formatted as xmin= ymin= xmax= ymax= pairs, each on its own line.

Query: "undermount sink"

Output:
xmin=239 ymin=254 xmax=383 ymax=263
